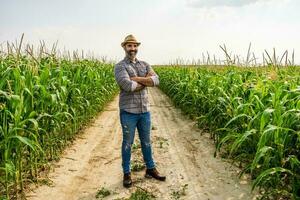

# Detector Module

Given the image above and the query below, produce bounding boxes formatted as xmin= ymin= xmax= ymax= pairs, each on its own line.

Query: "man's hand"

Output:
xmin=146 ymin=71 xmax=155 ymax=77
xmin=130 ymin=71 xmax=155 ymax=83
xmin=133 ymin=82 xmax=145 ymax=92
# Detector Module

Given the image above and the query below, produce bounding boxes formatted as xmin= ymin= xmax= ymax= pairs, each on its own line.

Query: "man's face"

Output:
xmin=124 ymin=43 xmax=138 ymax=58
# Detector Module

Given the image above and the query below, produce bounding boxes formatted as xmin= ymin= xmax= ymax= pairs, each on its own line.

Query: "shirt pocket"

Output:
xmin=125 ymin=65 xmax=137 ymax=77
xmin=138 ymin=67 xmax=147 ymax=77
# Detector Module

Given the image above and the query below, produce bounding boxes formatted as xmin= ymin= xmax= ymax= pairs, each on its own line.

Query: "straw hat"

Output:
xmin=121 ymin=34 xmax=141 ymax=47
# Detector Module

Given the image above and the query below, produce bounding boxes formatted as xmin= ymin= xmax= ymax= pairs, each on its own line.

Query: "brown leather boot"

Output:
xmin=123 ymin=172 xmax=132 ymax=188
xmin=145 ymin=167 xmax=166 ymax=181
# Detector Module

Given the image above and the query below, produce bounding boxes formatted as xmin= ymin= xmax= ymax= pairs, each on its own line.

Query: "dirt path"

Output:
xmin=26 ymin=87 xmax=258 ymax=200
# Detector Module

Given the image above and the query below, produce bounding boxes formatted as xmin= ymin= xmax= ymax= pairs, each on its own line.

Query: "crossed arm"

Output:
xmin=131 ymin=70 xmax=156 ymax=86
xmin=128 ymin=72 xmax=151 ymax=91
xmin=114 ymin=63 xmax=159 ymax=92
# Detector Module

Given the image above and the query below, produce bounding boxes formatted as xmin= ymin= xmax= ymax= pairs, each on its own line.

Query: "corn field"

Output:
xmin=0 ymin=48 xmax=118 ymax=199
xmin=1 ymin=38 xmax=300 ymax=200
xmin=155 ymin=66 xmax=300 ymax=199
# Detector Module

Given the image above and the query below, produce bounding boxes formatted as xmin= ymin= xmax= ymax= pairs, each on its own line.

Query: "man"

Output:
xmin=114 ymin=34 xmax=166 ymax=188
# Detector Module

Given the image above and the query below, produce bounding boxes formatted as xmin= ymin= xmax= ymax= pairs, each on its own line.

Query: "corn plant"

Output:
xmin=155 ymin=65 xmax=300 ymax=199
xmin=0 ymin=42 xmax=118 ymax=199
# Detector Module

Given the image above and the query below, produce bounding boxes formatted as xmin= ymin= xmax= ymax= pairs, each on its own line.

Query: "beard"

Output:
xmin=126 ymin=49 xmax=138 ymax=57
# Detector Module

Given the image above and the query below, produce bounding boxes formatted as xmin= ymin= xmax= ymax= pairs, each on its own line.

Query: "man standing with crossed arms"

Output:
xmin=114 ymin=34 xmax=166 ymax=188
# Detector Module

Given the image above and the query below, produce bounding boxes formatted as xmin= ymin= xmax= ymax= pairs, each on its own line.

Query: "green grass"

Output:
xmin=155 ymin=65 xmax=300 ymax=199
xmin=96 ymin=187 xmax=111 ymax=199
xmin=131 ymin=159 xmax=145 ymax=172
xmin=170 ymin=183 xmax=188 ymax=200
xmin=128 ymin=188 xmax=155 ymax=200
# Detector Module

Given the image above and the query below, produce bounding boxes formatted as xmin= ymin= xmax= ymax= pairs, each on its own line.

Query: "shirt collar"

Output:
xmin=124 ymin=56 xmax=139 ymax=64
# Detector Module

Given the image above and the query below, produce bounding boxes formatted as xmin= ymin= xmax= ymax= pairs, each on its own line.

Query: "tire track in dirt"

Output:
xmin=27 ymin=96 xmax=124 ymax=200
xmin=26 ymin=88 xmax=258 ymax=200
xmin=148 ymin=87 xmax=258 ymax=200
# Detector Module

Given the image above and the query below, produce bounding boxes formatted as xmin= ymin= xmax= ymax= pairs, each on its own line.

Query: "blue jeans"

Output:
xmin=119 ymin=109 xmax=155 ymax=174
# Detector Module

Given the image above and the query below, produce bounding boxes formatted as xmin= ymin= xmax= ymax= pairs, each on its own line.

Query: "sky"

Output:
xmin=1 ymin=0 xmax=300 ymax=64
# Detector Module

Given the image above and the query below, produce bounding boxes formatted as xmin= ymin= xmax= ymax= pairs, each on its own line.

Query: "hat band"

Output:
xmin=124 ymin=40 xmax=139 ymax=43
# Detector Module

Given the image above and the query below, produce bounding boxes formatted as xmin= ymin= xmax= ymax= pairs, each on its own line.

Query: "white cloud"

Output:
xmin=186 ymin=0 xmax=272 ymax=8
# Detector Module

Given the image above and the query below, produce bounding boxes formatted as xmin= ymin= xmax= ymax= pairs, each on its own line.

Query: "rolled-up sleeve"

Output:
xmin=114 ymin=64 xmax=137 ymax=92
xmin=131 ymin=81 xmax=138 ymax=91
xmin=145 ymin=62 xmax=160 ymax=86
xmin=150 ymin=75 xmax=159 ymax=86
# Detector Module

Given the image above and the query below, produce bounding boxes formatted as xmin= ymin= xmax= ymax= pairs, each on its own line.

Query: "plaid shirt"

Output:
xmin=114 ymin=56 xmax=159 ymax=114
